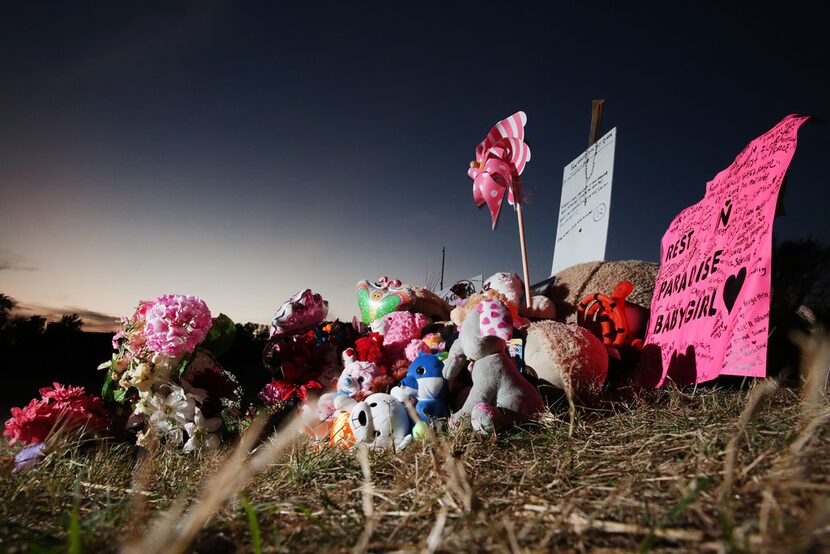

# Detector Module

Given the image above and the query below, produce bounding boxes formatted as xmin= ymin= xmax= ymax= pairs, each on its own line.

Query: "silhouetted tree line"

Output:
xmin=0 ymin=294 xmax=103 ymax=412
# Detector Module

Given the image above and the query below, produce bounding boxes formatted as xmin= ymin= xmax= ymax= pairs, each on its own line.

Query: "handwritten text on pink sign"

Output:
xmin=644 ymin=115 xmax=809 ymax=385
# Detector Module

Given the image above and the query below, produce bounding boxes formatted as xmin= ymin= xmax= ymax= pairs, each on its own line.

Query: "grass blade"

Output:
xmin=239 ymin=493 xmax=262 ymax=554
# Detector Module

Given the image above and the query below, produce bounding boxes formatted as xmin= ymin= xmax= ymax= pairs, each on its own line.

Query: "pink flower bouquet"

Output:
xmin=98 ymin=294 xmax=239 ymax=452
xmin=3 ymin=383 xmax=108 ymax=446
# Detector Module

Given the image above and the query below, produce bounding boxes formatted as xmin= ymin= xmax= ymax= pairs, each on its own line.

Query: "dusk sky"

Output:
xmin=1 ymin=2 xmax=827 ymax=331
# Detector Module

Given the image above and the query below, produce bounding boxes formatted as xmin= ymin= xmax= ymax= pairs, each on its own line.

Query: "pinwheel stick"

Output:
xmin=515 ymin=202 xmax=533 ymax=306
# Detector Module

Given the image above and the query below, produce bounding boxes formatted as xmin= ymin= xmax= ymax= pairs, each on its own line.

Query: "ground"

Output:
xmin=2 ymin=378 xmax=829 ymax=553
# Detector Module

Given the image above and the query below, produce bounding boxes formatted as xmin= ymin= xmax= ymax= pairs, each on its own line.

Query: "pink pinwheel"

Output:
xmin=468 ymin=111 xmax=531 ymax=229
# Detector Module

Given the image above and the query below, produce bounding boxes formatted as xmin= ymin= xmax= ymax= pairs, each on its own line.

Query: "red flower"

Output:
xmin=3 ymin=399 xmax=55 ymax=446
xmin=258 ymin=363 xmax=323 ymax=405
xmin=3 ymin=384 xmax=109 ymax=446
xmin=39 ymin=382 xmax=87 ymax=403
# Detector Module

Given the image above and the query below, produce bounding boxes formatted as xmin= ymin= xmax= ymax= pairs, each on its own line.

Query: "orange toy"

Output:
xmin=577 ymin=280 xmax=644 ymax=349
xmin=328 ymin=411 xmax=356 ymax=448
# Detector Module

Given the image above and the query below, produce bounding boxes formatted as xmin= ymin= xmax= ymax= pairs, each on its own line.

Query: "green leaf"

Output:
xmin=113 ymin=389 xmax=127 ymax=403
xmin=201 ymin=313 xmax=236 ymax=357
xmin=101 ymin=370 xmax=116 ymax=402
xmin=176 ymin=354 xmax=193 ymax=379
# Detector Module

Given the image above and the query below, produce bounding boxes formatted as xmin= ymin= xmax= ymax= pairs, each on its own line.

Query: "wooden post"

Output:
xmin=583 ymin=99 xmax=606 ymax=206
xmin=589 ymin=99 xmax=605 ymax=146
xmin=516 ymin=203 xmax=533 ymax=306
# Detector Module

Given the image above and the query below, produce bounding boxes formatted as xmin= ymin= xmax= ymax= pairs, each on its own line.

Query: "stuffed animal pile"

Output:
xmin=259 ymin=268 xmax=653 ymax=452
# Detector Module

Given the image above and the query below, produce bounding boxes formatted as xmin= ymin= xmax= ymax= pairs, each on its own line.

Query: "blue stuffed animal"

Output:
xmin=393 ymin=353 xmax=449 ymax=422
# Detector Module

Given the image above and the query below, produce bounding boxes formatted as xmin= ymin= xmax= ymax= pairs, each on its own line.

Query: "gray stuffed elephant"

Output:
xmin=443 ymin=299 xmax=545 ymax=434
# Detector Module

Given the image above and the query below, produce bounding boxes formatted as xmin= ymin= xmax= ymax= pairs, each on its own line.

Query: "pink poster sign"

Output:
xmin=640 ymin=115 xmax=809 ymax=386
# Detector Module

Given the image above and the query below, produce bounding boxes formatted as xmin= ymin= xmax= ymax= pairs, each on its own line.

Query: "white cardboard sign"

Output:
xmin=551 ymin=127 xmax=617 ymax=275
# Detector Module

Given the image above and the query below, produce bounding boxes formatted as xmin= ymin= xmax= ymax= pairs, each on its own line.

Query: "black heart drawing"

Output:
xmin=722 ymin=267 xmax=747 ymax=314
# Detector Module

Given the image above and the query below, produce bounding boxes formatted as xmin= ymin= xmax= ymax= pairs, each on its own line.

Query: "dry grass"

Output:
xmin=2 ymin=335 xmax=830 ymax=552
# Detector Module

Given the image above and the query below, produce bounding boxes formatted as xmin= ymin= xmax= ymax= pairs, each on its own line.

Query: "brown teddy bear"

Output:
xmin=524 ymin=320 xmax=608 ymax=400
xmin=550 ymin=260 xmax=658 ymax=323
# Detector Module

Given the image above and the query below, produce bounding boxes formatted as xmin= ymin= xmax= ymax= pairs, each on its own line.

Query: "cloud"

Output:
xmin=14 ymin=303 xmax=118 ymax=333
xmin=61 ymin=308 xmax=120 ymax=333
xmin=0 ymin=249 xmax=37 ymax=272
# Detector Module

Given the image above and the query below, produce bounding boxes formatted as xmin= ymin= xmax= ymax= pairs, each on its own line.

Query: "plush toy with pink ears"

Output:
xmin=443 ymin=297 xmax=544 ymax=434
xmin=316 ymin=360 xmax=383 ymax=422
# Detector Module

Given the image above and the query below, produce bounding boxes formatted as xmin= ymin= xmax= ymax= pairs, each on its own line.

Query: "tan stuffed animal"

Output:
xmin=408 ymin=287 xmax=451 ymax=322
xmin=550 ymin=260 xmax=658 ymax=323
xmin=524 ymin=320 xmax=608 ymax=399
